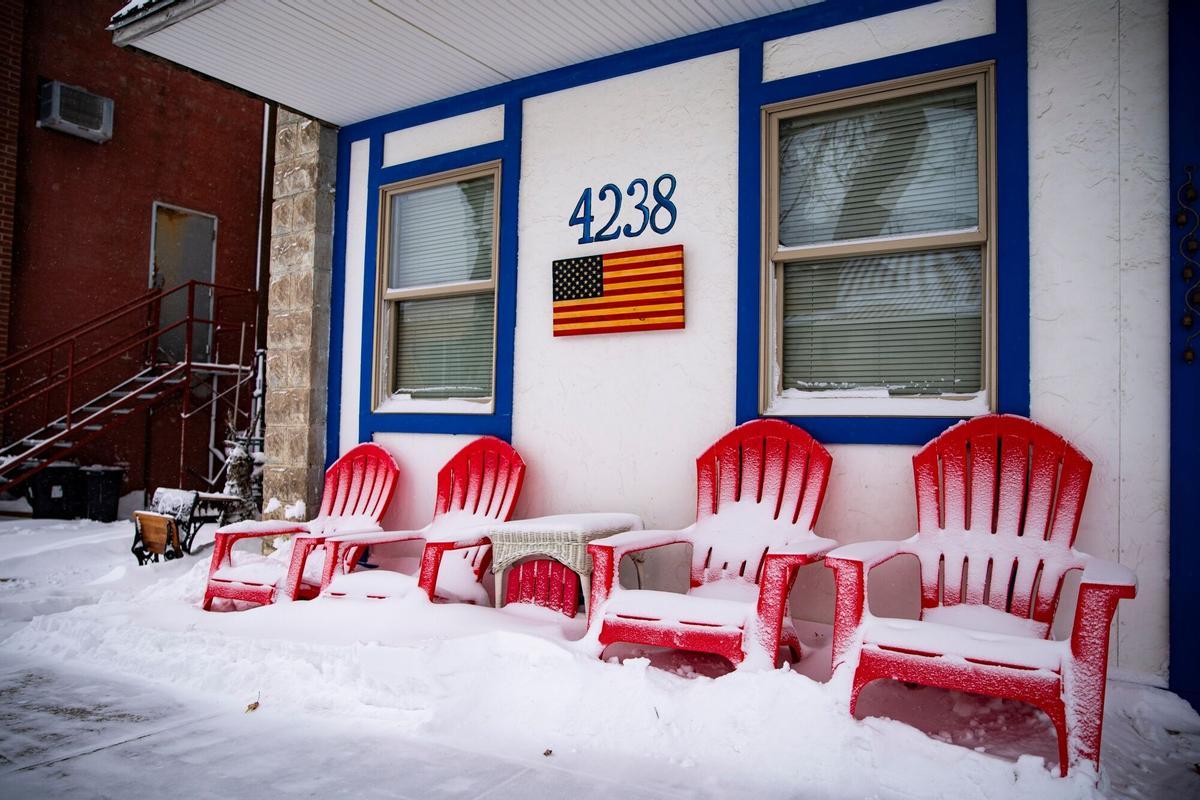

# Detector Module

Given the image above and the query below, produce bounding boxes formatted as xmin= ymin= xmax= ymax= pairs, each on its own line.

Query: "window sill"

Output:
xmin=374 ymin=396 xmax=494 ymax=415
xmin=764 ymin=390 xmax=990 ymax=419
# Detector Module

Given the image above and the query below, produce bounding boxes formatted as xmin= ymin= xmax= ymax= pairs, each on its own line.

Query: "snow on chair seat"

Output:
xmin=320 ymin=436 xmax=525 ymax=604
xmin=202 ymin=443 xmax=398 ymax=611
xmin=325 ymin=550 xmax=491 ymax=605
xmin=586 ymin=419 xmax=835 ymax=669
xmin=209 ymin=542 xmax=329 ymax=592
xmin=825 ymin=414 xmax=1137 ymax=776
xmin=604 ymin=588 xmax=758 ymax=630
xmin=859 ymin=615 xmax=1065 ymax=672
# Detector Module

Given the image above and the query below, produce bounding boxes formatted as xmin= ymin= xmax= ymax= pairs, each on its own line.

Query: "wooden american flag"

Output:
xmin=551 ymin=244 xmax=685 ymax=337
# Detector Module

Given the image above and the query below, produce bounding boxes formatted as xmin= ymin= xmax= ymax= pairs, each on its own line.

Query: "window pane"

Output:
xmin=388 ymin=174 xmax=494 ymax=289
xmin=781 ymin=247 xmax=982 ymax=395
xmin=778 ymin=84 xmax=978 ymax=247
xmin=391 ymin=292 xmax=495 ymax=400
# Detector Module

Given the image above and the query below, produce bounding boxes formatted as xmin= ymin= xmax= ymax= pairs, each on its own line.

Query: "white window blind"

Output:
xmin=392 ymin=293 xmax=495 ymax=399
xmin=387 ymin=175 xmax=494 ymax=289
xmin=378 ymin=168 xmax=498 ymax=407
xmin=768 ymin=73 xmax=989 ymax=406
xmin=778 ymin=84 xmax=979 ymax=247
xmin=781 ymin=248 xmax=982 ymax=394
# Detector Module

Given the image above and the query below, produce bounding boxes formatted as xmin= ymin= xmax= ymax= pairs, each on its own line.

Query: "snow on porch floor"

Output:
xmin=0 ymin=517 xmax=1197 ymax=799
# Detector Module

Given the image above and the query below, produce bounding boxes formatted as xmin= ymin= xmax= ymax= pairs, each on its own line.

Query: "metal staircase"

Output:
xmin=0 ymin=281 xmax=259 ymax=495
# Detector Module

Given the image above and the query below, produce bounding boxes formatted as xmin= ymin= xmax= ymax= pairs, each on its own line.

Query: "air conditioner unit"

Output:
xmin=37 ymin=80 xmax=114 ymax=143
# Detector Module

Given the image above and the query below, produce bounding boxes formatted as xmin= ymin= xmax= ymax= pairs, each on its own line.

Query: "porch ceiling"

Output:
xmin=111 ymin=0 xmax=817 ymax=127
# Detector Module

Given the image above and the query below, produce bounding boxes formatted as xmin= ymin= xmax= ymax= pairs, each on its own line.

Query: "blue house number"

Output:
xmin=569 ymin=174 xmax=677 ymax=245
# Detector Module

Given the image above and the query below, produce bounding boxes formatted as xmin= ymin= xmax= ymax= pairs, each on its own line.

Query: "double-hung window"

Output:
xmin=763 ymin=64 xmax=995 ymax=417
xmin=374 ymin=163 xmax=499 ymax=413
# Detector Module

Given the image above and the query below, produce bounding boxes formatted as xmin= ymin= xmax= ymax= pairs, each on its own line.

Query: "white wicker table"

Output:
xmin=481 ymin=512 xmax=643 ymax=612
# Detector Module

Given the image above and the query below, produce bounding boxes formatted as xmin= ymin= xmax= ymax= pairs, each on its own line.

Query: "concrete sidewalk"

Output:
xmin=0 ymin=655 xmax=691 ymax=800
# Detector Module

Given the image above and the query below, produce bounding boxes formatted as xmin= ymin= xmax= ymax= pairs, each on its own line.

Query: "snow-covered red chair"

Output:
xmin=202 ymin=443 xmax=398 ymax=610
xmin=825 ymin=414 xmax=1136 ymax=775
xmin=586 ymin=419 xmax=835 ymax=668
xmin=320 ymin=436 xmax=525 ymax=603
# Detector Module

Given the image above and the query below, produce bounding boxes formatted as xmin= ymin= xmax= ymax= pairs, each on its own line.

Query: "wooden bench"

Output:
xmin=131 ymin=510 xmax=184 ymax=565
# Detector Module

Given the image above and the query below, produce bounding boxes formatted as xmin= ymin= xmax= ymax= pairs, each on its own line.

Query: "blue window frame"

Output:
xmin=736 ymin=7 xmax=1029 ymax=445
xmin=328 ymin=1 xmax=1029 ymax=457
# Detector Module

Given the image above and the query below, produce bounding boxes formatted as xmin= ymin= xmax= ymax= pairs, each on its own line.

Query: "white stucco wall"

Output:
xmin=342 ymin=0 xmax=1171 ymax=681
xmin=1027 ymin=0 xmax=1169 ymax=680
xmin=511 ymin=51 xmax=740 ymax=535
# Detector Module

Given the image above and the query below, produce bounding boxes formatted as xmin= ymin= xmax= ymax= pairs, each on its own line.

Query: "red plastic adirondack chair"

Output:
xmin=321 ymin=436 xmax=525 ymax=603
xmin=586 ymin=419 xmax=835 ymax=668
xmin=202 ymin=443 xmax=398 ymax=610
xmin=825 ymin=414 xmax=1136 ymax=775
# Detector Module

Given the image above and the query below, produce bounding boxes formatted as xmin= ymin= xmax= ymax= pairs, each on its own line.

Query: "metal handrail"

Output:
xmin=0 ymin=279 xmax=259 ymax=491
xmin=0 ymin=317 xmax=190 ymax=420
xmin=0 ymin=288 xmax=161 ymax=372
xmin=0 ymin=280 xmax=254 ymax=378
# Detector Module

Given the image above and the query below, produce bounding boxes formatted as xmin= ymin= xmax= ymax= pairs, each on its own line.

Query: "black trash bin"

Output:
xmin=26 ymin=462 xmax=83 ymax=519
xmin=81 ymin=466 xmax=125 ymax=523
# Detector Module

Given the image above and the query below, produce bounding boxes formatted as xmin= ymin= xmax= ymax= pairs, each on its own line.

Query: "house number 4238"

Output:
xmin=569 ymin=174 xmax=677 ymax=245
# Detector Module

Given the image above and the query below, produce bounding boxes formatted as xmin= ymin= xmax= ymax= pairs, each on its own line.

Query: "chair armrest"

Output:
xmin=824 ymin=538 xmax=912 ymax=570
xmin=325 ymin=527 xmax=429 ymax=548
xmin=320 ymin=527 xmax=431 ymax=589
xmin=208 ymin=520 xmax=309 ymax=575
xmin=767 ymin=536 xmax=838 ymax=564
xmin=215 ymin=519 xmax=309 ymax=539
xmin=1070 ymin=566 xmax=1136 ymax=664
xmin=422 ymin=524 xmax=496 ymax=550
xmin=823 ymin=538 xmax=914 ymax=671
xmin=588 ymin=528 xmax=691 ymax=558
xmin=585 ymin=529 xmax=692 ymax=628
xmin=1079 ymin=555 xmax=1137 ymax=594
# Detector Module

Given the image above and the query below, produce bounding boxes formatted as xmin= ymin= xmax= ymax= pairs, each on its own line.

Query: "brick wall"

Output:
xmin=0 ymin=0 xmax=22 ymax=362
xmin=8 ymin=0 xmax=264 ymax=492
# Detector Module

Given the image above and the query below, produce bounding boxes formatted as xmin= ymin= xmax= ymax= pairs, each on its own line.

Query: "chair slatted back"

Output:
xmin=134 ymin=511 xmax=178 ymax=556
xmin=691 ymin=419 xmax=832 ymax=587
xmin=912 ymin=414 xmax=1091 ymax=629
xmin=433 ymin=437 xmax=526 ymax=579
xmin=317 ymin=443 xmax=399 ymax=523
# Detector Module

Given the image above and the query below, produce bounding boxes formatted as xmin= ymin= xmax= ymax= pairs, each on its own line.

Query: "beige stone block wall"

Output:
xmin=261 ymin=110 xmax=336 ymax=522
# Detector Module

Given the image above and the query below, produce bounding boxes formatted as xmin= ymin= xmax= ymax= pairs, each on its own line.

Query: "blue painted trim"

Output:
xmin=735 ymin=4 xmax=1029 ymax=445
xmin=735 ymin=41 xmax=763 ymax=430
xmin=757 ymin=35 xmax=998 ymax=104
xmin=993 ymin=0 xmax=1031 ymax=418
xmin=376 ymin=141 xmax=507 ymax=186
xmin=1168 ymin=0 xmax=1199 ymax=710
xmin=338 ymin=0 xmax=941 ymax=142
xmin=329 ymin=0 xmax=1030 ymax=451
xmin=324 ymin=129 xmax=353 ymax=468
xmin=348 ymin=118 xmax=521 ymax=441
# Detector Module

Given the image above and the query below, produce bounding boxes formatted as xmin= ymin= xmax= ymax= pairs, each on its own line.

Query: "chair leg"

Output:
xmin=779 ymin=630 xmax=802 ymax=664
xmin=849 ymin=667 xmax=870 ymax=717
xmin=1064 ymin=685 xmax=1103 ymax=776
xmin=417 ymin=543 xmax=447 ymax=601
xmin=1035 ymin=698 xmax=1072 ymax=777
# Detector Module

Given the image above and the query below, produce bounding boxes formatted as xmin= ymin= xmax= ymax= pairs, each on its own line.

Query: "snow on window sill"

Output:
xmin=374 ymin=395 xmax=494 ymax=415
xmin=764 ymin=389 xmax=990 ymax=419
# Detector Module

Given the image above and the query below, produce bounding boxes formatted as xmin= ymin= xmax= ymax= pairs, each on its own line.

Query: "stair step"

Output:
xmin=47 ymin=423 xmax=105 ymax=432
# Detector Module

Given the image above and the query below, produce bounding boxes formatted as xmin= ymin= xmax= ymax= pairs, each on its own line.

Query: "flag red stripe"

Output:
xmin=600 ymin=244 xmax=684 ymax=260
xmin=601 ymin=255 xmax=683 ymax=272
xmin=601 ymin=282 xmax=683 ymax=297
xmin=603 ymin=269 xmax=684 ymax=286
xmin=554 ymin=307 xmax=683 ymax=325
xmin=553 ymin=319 xmax=685 ymax=337
xmin=553 ymin=291 xmax=682 ymax=312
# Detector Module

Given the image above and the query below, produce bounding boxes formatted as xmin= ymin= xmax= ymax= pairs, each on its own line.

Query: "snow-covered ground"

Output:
xmin=0 ymin=516 xmax=1197 ymax=799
